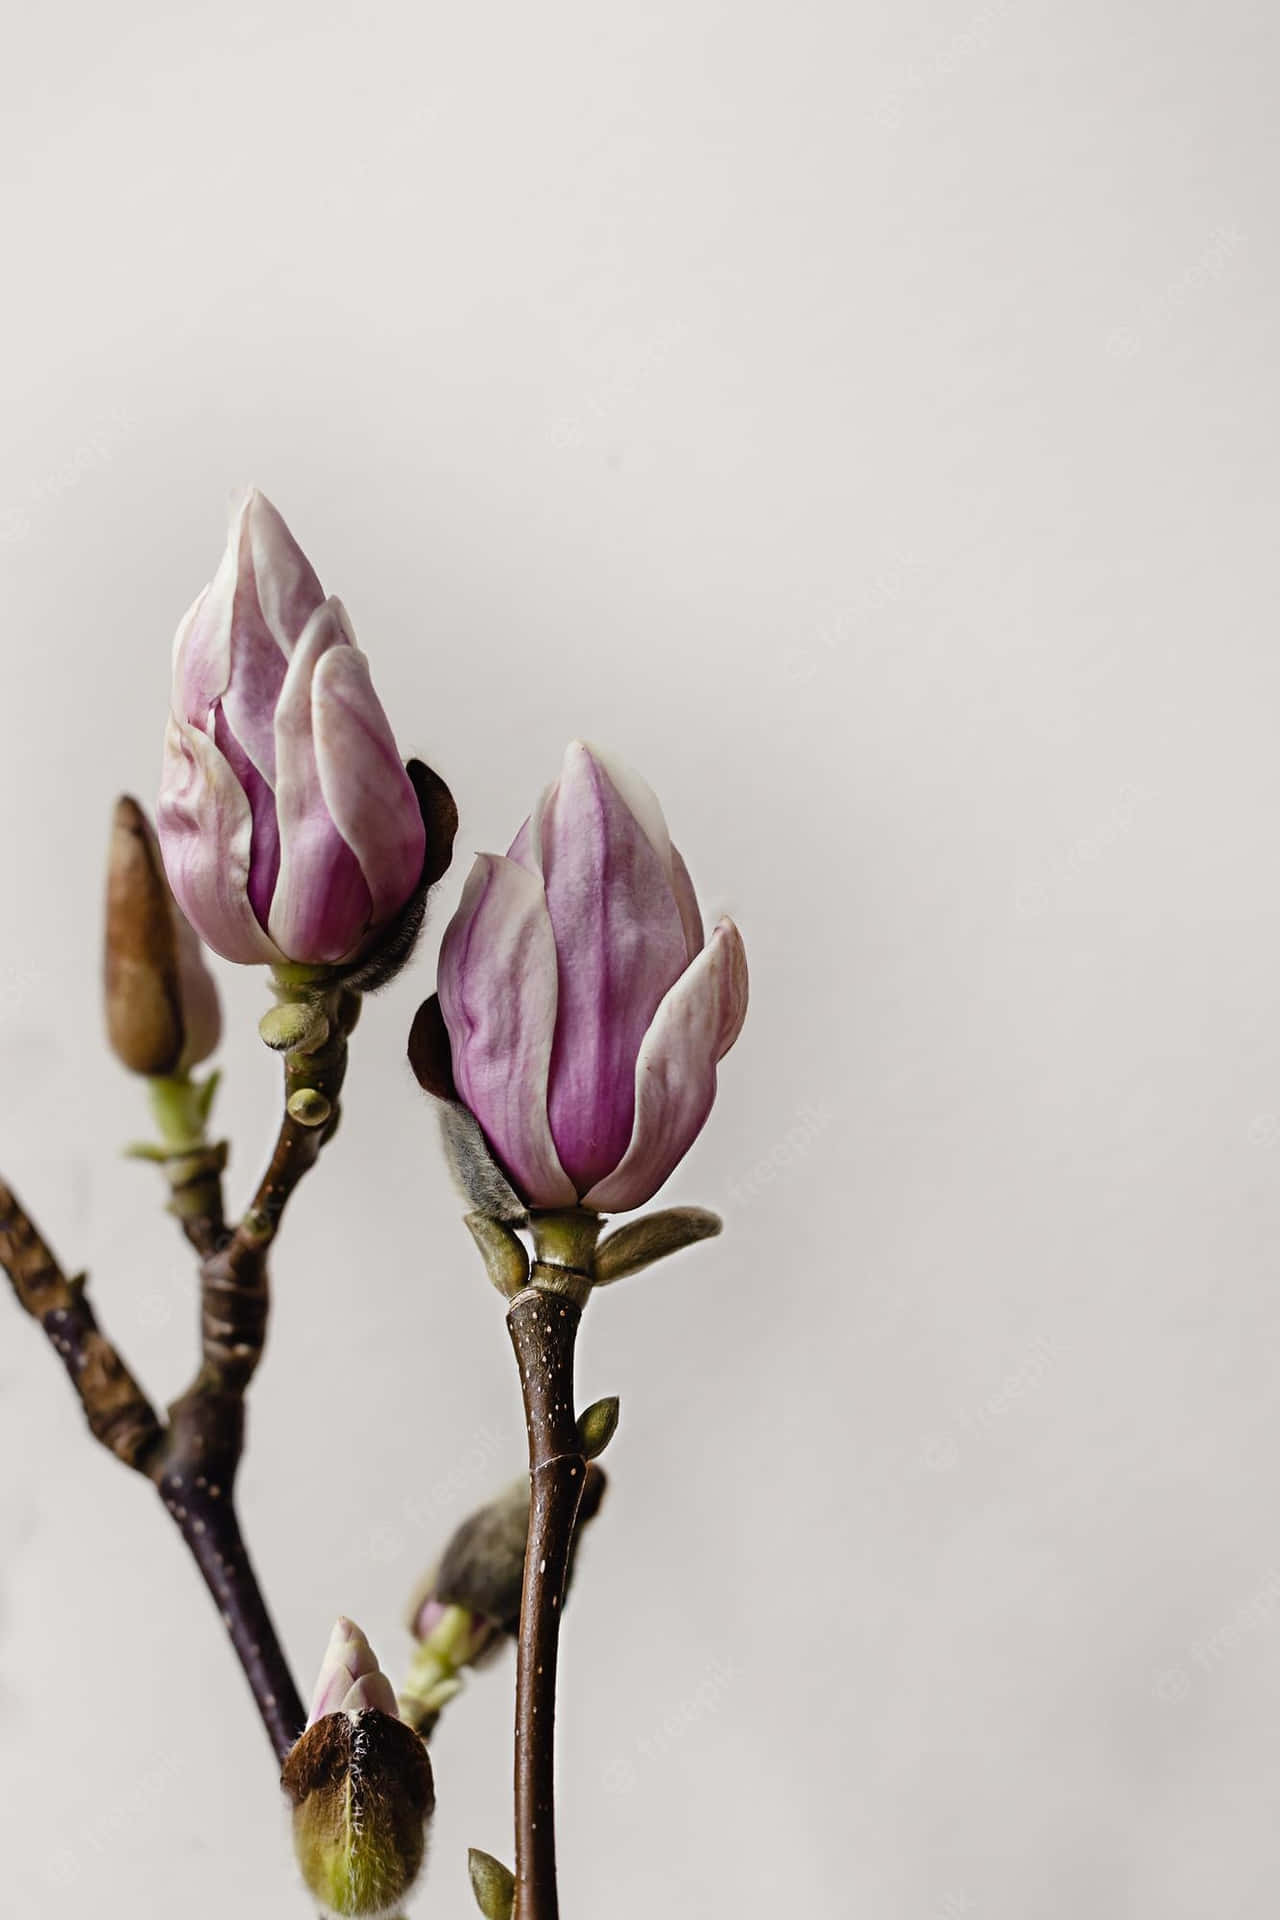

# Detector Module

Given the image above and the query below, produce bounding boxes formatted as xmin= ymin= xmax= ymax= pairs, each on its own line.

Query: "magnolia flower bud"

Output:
xmin=104 ymin=796 xmax=221 ymax=1075
xmin=399 ymin=1467 xmax=607 ymax=1734
xmin=157 ymin=489 xmax=432 ymax=969
xmin=283 ymin=1619 xmax=434 ymax=1918
xmin=434 ymin=741 xmax=748 ymax=1213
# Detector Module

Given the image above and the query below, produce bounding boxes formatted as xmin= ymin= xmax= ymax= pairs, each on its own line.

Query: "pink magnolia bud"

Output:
xmin=307 ymin=1616 xmax=400 ymax=1725
xmin=437 ymin=742 xmax=748 ymax=1213
xmin=157 ymin=490 xmax=426 ymax=967
xmin=286 ymin=1619 xmax=434 ymax=1916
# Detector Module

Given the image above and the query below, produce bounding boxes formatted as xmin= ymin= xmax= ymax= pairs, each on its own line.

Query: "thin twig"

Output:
xmin=506 ymin=1288 xmax=588 ymax=1920
xmin=0 ymin=995 xmax=356 ymax=1764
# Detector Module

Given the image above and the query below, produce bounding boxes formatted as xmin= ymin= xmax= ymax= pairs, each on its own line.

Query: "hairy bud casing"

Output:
xmin=282 ymin=1707 xmax=434 ymax=1918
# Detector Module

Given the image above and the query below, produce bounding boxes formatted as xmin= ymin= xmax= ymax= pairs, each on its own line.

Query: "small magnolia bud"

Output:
xmin=259 ymin=999 xmax=330 ymax=1053
xmin=468 ymin=1848 xmax=515 ymax=1920
xmin=399 ymin=1466 xmax=607 ymax=1735
xmin=288 ymin=1087 xmax=332 ymax=1128
xmin=104 ymin=796 xmax=221 ymax=1076
xmin=413 ymin=1465 xmax=609 ymax=1640
xmin=577 ymin=1396 xmax=620 ymax=1459
xmin=283 ymin=1619 xmax=434 ymax=1917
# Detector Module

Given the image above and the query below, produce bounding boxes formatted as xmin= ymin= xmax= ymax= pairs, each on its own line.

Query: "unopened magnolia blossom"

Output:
xmin=307 ymin=1616 xmax=400 ymax=1725
xmin=438 ymin=741 xmax=748 ymax=1213
xmin=157 ymin=490 xmax=425 ymax=967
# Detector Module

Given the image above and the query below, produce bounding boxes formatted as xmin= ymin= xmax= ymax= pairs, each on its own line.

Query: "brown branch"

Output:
xmin=506 ymin=1288 xmax=588 ymax=1920
xmin=164 ymin=1140 xmax=229 ymax=1259
xmin=0 ymin=1180 xmax=163 ymax=1470
xmin=1 ymin=993 xmax=358 ymax=1765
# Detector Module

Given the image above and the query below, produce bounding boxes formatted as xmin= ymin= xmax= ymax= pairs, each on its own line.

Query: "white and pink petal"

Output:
xmin=584 ymin=917 xmax=748 ymax=1213
xmin=437 ymin=855 xmax=576 ymax=1208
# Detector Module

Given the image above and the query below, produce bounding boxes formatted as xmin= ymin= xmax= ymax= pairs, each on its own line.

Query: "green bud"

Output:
xmin=594 ymin=1206 xmax=722 ymax=1283
xmin=281 ymin=1709 xmax=434 ymax=1917
xmin=287 ymin=1088 xmax=332 ymax=1128
xmin=463 ymin=1213 xmax=530 ymax=1297
xmin=576 ymin=1396 xmax=620 ymax=1459
xmin=259 ymin=1001 xmax=331 ymax=1053
xmin=468 ymin=1848 xmax=515 ymax=1920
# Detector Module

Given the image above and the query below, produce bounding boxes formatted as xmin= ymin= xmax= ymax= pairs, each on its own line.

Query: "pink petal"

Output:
xmin=268 ymin=601 xmax=373 ymax=964
xmin=311 ymin=628 xmax=426 ymax=925
xmin=539 ymin=743 xmax=689 ymax=1193
xmin=578 ymin=740 xmax=673 ymax=870
xmin=583 ymin=917 xmax=748 ymax=1212
xmin=243 ymin=489 xmax=325 ymax=652
xmin=437 ymin=854 xmax=576 ymax=1208
xmin=341 ymin=1671 xmax=399 ymax=1718
xmin=172 ymin=577 xmax=232 ymax=730
xmin=307 ymin=1617 xmax=384 ymax=1724
xmin=212 ymin=706 xmax=280 ymax=930
xmin=221 ymin=491 xmax=324 ymax=786
xmin=156 ymin=716 xmax=282 ymax=965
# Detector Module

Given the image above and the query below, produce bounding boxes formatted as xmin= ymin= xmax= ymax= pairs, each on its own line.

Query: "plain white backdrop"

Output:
xmin=2 ymin=3 xmax=1278 ymax=1914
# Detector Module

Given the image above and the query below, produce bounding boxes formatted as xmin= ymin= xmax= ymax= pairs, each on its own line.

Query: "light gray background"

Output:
xmin=1 ymin=3 xmax=1275 ymax=1915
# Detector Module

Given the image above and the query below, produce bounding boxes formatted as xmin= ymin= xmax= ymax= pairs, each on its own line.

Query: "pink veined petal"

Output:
xmin=311 ymin=630 xmax=426 ymax=925
xmin=437 ymin=854 xmax=576 ymax=1208
xmin=220 ymin=491 xmax=324 ymax=787
xmin=213 ymin=706 xmax=281 ymax=930
xmin=243 ymin=488 xmax=325 ymax=653
xmin=565 ymin=742 xmax=704 ymax=959
xmin=172 ymin=573 xmax=233 ymax=730
xmin=583 ymin=916 xmax=748 ymax=1213
xmin=514 ymin=742 xmax=676 ymax=881
xmin=156 ymin=716 xmax=283 ymax=965
xmin=577 ymin=739 xmax=674 ymax=869
xmin=268 ymin=601 xmax=373 ymax=964
xmin=539 ymin=743 xmax=689 ymax=1193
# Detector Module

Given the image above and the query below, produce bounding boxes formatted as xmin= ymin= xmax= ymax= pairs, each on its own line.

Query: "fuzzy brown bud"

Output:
xmin=104 ymin=796 xmax=220 ymax=1075
xmin=281 ymin=1708 xmax=434 ymax=1917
